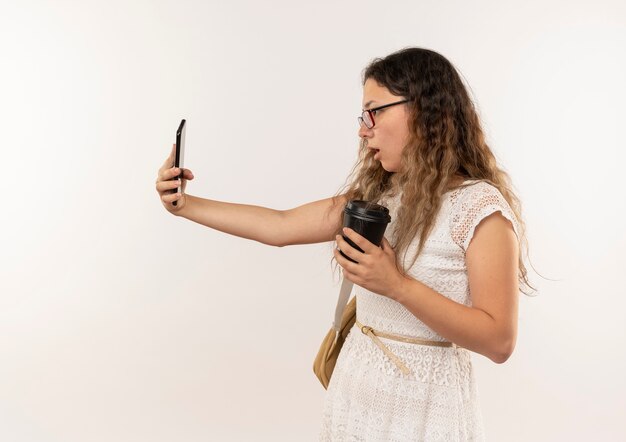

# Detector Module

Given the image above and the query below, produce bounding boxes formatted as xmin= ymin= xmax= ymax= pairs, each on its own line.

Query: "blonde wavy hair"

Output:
xmin=327 ymin=47 xmax=537 ymax=296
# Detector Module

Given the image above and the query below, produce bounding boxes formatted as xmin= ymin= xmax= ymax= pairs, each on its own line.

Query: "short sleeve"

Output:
xmin=450 ymin=182 xmax=520 ymax=253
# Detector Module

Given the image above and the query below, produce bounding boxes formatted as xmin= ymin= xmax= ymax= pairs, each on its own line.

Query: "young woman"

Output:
xmin=155 ymin=47 xmax=534 ymax=441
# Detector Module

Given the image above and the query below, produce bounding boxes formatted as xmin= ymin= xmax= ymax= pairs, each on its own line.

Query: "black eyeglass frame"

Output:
xmin=358 ymin=99 xmax=409 ymax=129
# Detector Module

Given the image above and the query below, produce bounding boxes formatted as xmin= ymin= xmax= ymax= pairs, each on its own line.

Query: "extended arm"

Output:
xmin=176 ymin=193 xmax=348 ymax=248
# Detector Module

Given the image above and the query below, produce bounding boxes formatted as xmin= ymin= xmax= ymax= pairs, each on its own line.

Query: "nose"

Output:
xmin=358 ymin=121 xmax=373 ymax=139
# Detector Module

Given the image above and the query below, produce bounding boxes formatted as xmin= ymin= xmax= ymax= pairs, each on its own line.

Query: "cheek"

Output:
xmin=393 ymin=127 xmax=411 ymax=151
xmin=388 ymin=130 xmax=406 ymax=152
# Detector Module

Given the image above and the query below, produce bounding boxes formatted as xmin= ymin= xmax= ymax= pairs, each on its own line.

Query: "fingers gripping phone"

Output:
xmin=173 ymin=119 xmax=186 ymax=206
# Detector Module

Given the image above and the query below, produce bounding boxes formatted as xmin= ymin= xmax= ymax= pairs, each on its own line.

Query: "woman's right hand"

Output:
xmin=156 ymin=143 xmax=195 ymax=214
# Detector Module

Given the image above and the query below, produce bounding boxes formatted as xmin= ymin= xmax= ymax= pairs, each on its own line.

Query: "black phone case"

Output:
xmin=173 ymin=119 xmax=186 ymax=206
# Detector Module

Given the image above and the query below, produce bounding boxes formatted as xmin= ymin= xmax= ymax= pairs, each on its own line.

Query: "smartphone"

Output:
xmin=172 ymin=119 xmax=186 ymax=206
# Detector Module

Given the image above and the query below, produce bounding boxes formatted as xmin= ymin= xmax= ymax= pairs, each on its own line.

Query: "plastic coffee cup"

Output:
xmin=339 ymin=200 xmax=391 ymax=264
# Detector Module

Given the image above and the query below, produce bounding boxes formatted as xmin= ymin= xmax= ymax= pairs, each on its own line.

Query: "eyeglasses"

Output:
xmin=358 ymin=99 xmax=409 ymax=129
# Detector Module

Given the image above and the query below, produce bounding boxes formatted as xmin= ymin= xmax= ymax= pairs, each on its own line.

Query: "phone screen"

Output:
xmin=173 ymin=119 xmax=186 ymax=206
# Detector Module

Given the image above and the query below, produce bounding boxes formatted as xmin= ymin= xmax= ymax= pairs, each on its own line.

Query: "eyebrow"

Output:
xmin=363 ymin=100 xmax=378 ymax=109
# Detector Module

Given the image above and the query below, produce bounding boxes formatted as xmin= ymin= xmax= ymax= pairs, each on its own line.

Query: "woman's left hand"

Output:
xmin=334 ymin=227 xmax=407 ymax=301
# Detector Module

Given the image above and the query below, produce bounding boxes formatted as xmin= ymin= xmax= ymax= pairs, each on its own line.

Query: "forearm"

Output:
xmin=391 ymin=276 xmax=510 ymax=363
xmin=175 ymin=194 xmax=283 ymax=247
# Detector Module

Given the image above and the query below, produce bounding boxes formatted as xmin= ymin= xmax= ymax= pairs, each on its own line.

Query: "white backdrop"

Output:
xmin=1 ymin=0 xmax=625 ymax=440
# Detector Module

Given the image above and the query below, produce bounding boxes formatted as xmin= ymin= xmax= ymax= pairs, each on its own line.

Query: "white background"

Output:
xmin=1 ymin=0 xmax=625 ymax=440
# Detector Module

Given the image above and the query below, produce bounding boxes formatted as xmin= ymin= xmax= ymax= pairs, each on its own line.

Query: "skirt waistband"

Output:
xmin=354 ymin=319 xmax=461 ymax=376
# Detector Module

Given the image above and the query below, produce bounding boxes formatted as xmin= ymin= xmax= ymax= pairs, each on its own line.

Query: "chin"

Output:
xmin=380 ymin=162 xmax=398 ymax=173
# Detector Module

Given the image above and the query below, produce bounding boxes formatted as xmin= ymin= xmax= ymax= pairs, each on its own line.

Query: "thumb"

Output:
xmin=383 ymin=236 xmax=397 ymax=255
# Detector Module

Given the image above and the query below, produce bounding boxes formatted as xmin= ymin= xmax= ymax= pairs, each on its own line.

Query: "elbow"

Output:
xmin=273 ymin=237 xmax=289 ymax=247
xmin=492 ymin=338 xmax=516 ymax=364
